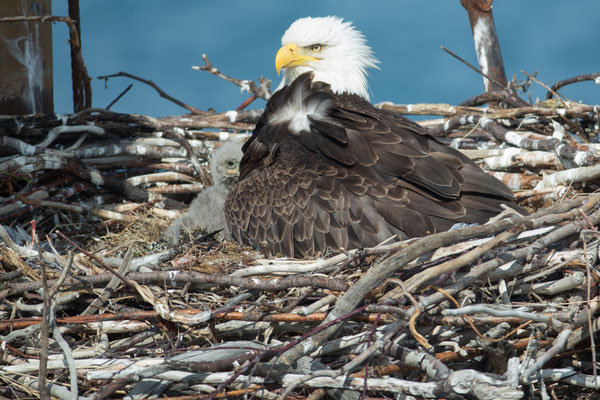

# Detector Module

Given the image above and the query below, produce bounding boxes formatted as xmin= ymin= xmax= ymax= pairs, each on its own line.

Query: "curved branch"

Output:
xmin=97 ymin=71 xmax=207 ymax=115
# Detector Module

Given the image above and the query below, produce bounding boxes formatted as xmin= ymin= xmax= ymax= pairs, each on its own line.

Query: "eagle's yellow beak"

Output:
xmin=275 ymin=44 xmax=320 ymax=75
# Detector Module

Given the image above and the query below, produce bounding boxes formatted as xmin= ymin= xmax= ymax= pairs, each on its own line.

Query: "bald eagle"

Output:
xmin=225 ymin=16 xmax=521 ymax=258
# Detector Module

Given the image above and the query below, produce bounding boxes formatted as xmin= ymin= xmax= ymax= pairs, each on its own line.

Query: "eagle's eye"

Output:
xmin=309 ymin=43 xmax=324 ymax=52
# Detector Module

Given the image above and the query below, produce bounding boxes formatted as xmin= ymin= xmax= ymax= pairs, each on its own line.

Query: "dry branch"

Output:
xmin=193 ymin=54 xmax=272 ymax=100
xmin=546 ymin=73 xmax=600 ymax=100
xmin=98 ymin=71 xmax=206 ymax=115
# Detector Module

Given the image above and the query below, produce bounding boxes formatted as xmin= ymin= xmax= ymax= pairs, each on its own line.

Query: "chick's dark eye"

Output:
xmin=310 ymin=44 xmax=324 ymax=52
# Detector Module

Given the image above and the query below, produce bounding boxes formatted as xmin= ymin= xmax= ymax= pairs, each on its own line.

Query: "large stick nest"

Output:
xmin=1 ymin=70 xmax=600 ymax=399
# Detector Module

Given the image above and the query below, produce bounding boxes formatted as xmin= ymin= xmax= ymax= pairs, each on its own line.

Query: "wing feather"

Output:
xmin=225 ymin=72 xmax=524 ymax=257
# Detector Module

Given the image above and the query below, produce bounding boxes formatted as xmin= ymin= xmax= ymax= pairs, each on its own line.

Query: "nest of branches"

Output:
xmin=1 ymin=62 xmax=600 ymax=399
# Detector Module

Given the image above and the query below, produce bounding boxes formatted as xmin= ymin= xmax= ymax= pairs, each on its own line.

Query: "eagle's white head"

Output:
xmin=275 ymin=16 xmax=379 ymax=100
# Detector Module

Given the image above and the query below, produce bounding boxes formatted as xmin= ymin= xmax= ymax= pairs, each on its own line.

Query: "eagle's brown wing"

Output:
xmin=225 ymin=72 xmax=520 ymax=257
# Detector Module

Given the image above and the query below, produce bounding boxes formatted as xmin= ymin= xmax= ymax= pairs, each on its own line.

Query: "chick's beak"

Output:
xmin=275 ymin=43 xmax=319 ymax=75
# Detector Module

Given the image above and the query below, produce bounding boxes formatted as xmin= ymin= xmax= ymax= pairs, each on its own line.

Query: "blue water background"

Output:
xmin=51 ymin=1 xmax=599 ymax=117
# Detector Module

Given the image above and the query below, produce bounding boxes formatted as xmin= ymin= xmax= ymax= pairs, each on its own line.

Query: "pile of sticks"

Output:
xmin=1 ymin=59 xmax=600 ymax=398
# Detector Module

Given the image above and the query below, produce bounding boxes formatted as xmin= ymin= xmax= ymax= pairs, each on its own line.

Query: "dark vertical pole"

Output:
xmin=460 ymin=0 xmax=507 ymax=93
xmin=67 ymin=0 xmax=89 ymax=111
xmin=0 ymin=0 xmax=53 ymax=115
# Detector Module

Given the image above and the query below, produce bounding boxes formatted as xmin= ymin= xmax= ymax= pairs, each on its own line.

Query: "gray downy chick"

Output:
xmin=165 ymin=141 xmax=243 ymax=244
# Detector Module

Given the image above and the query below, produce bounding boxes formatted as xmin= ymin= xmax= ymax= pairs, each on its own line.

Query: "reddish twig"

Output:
xmin=236 ymin=94 xmax=259 ymax=111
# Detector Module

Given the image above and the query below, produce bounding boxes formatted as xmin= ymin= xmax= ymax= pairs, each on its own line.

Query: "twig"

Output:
xmin=521 ymin=70 xmax=567 ymax=106
xmin=460 ymin=90 xmax=526 ymax=108
xmin=193 ymin=54 xmax=272 ymax=100
xmin=169 ymin=127 xmax=209 ymax=181
xmin=0 ymin=225 xmax=61 ymax=264
xmin=539 ymin=368 xmax=600 ymax=389
xmin=37 ymin=235 xmax=50 ymax=400
xmin=50 ymin=305 xmax=78 ymax=399
xmin=581 ymin=229 xmax=598 ymax=379
xmin=105 ymin=83 xmax=133 ymax=110
xmin=441 ymin=46 xmax=528 ymax=107
xmin=81 ymin=248 xmax=133 ymax=317
xmin=281 ymin=367 xmax=523 ymax=399
xmin=522 ymin=329 xmax=572 ymax=382
xmin=545 ymin=73 xmax=600 ymax=100
xmin=98 ymin=71 xmax=206 ymax=114
xmin=2 ymin=270 xmax=349 ymax=300
xmin=441 ymin=45 xmax=506 ymax=91
xmin=442 ymin=304 xmax=563 ymax=329
xmin=236 ymin=94 xmax=259 ymax=110
xmin=56 ymin=230 xmax=138 ymax=291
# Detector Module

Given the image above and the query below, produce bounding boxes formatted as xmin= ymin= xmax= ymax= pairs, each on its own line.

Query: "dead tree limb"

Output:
xmin=460 ymin=0 xmax=508 ymax=93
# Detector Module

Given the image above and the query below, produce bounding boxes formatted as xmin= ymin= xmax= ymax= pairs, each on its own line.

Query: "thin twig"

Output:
xmin=521 ymin=70 xmax=568 ymax=106
xmin=441 ymin=46 xmax=529 ymax=106
xmin=236 ymin=94 xmax=259 ymax=110
xmin=98 ymin=71 xmax=206 ymax=114
xmin=105 ymin=83 xmax=133 ymax=110
xmin=545 ymin=73 xmax=600 ymax=100
xmin=193 ymin=54 xmax=272 ymax=100
xmin=36 ymin=234 xmax=50 ymax=400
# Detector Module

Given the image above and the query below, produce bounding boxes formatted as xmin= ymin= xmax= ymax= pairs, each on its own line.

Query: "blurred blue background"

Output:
xmin=51 ymin=1 xmax=599 ymax=117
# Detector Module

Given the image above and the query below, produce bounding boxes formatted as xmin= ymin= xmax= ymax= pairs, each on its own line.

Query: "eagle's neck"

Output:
xmin=277 ymin=64 xmax=371 ymax=100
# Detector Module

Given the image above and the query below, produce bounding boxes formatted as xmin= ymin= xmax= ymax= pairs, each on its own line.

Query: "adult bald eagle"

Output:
xmin=225 ymin=16 xmax=520 ymax=258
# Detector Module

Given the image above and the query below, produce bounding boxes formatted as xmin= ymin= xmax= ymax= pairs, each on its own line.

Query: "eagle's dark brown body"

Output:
xmin=225 ymin=73 xmax=520 ymax=257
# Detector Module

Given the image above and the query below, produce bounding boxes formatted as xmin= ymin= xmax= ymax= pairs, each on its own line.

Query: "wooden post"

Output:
xmin=0 ymin=0 xmax=53 ymax=115
xmin=460 ymin=0 xmax=507 ymax=93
